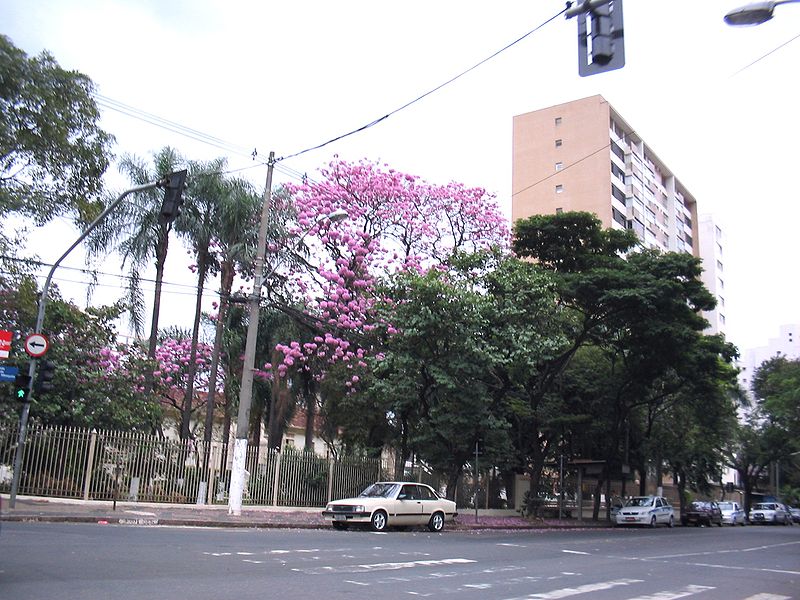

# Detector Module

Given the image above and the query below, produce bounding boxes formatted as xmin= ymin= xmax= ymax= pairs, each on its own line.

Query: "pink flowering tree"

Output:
xmin=273 ymin=158 xmax=510 ymax=380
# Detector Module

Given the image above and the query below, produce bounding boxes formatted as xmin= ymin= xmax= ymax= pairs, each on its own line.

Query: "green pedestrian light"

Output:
xmin=14 ymin=373 xmax=31 ymax=402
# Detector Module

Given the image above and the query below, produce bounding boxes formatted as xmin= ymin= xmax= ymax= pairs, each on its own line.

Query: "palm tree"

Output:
xmin=173 ymin=157 xmax=227 ymax=440
xmin=86 ymin=146 xmax=184 ymax=362
xmin=198 ymin=176 xmax=261 ymax=445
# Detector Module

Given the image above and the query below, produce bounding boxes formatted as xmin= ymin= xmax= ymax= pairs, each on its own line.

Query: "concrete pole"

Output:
xmin=228 ymin=152 xmax=275 ymax=516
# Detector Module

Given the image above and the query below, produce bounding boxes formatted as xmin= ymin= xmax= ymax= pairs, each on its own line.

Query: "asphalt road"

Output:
xmin=1 ymin=522 xmax=798 ymax=600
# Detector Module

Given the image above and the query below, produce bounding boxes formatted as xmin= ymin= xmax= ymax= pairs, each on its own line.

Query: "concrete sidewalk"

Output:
xmin=0 ymin=494 xmax=610 ymax=530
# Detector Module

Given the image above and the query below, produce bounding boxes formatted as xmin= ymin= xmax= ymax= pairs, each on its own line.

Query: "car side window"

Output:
xmin=398 ymin=485 xmax=413 ymax=500
xmin=417 ymin=486 xmax=434 ymax=500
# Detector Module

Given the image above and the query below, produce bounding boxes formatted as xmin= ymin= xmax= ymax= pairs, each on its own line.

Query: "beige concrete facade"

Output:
xmin=512 ymin=95 xmax=699 ymax=257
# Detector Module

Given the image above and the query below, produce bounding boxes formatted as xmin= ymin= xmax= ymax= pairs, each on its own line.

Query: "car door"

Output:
xmin=394 ymin=484 xmax=423 ymax=525
xmin=416 ymin=484 xmax=438 ymax=523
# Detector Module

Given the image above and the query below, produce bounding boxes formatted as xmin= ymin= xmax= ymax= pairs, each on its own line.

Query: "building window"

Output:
xmin=555 ymin=162 xmax=563 ymax=171
xmin=612 ymin=207 xmax=626 ymax=226
xmin=720 ymin=296 xmax=725 ymax=307
xmin=555 ymin=117 xmax=562 ymax=125
xmin=556 ymin=207 xmax=563 ymax=214
xmin=716 ymin=260 xmax=723 ymax=271
xmin=718 ymin=277 xmax=725 ymax=289
xmin=555 ymin=184 xmax=563 ymax=193
xmin=555 ymin=139 xmax=563 ymax=147
xmin=611 ymin=141 xmax=625 ymax=160
xmin=611 ymin=185 xmax=626 ymax=202
xmin=720 ymin=314 xmax=726 ymax=325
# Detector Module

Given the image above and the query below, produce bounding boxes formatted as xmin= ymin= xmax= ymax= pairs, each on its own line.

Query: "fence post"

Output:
xmin=327 ymin=458 xmax=334 ymax=503
xmin=271 ymin=451 xmax=282 ymax=507
xmin=82 ymin=430 xmax=97 ymax=501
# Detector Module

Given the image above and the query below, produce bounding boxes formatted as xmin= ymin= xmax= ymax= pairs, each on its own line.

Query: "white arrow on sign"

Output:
xmin=24 ymin=333 xmax=50 ymax=358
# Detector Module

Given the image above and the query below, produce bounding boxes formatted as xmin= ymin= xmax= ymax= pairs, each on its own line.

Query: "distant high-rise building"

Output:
xmin=738 ymin=324 xmax=800 ymax=395
xmin=512 ymin=94 xmax=724 ymax=333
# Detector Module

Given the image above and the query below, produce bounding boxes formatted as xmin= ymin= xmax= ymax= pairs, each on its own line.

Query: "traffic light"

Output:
xmin=570 ymin=0 xmax=625 ymax=77
xmin=159 ymin=169 xmax=188 ymax=225
xmin=34 ymin=360 xmax=56 ymax=394
xmin=13 ymin=373 xmax=31 ymax=402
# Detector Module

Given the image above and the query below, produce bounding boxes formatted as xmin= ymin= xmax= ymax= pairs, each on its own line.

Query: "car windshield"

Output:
xmin=690 ymin=502 xmax=708 ymax=509
xmin=718 ymin=502 xmax=734 ymax=510
xmin=754 ymin=503 xmax=777 ymax=510
xmin=359 ymin=483 xmax=399 ymax=498
xmin=625 ymin=497 xmax=654 ymax=507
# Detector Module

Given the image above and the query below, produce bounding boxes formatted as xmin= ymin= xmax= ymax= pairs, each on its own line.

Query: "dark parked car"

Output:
xmin=790 ymin=507 xmax=800 ymax=524
xmin=682 ymin=500 xmax=723 ymax=527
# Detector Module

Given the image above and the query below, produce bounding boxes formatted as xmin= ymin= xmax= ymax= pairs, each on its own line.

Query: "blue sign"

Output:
xmin=0 ymin=365 xmax=20 ymax=382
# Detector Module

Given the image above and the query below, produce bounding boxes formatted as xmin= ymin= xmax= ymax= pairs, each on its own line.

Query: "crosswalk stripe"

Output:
xmin=505 ymin=578 xmax=643 ymax=599
xmin=623 ymin=584 xmax=715 ymax=600
xmin=742 ymin=595 xmax=791 ymax=600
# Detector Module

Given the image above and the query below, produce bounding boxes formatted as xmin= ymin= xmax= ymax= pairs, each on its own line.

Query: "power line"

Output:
xmin=276 ymin=6 xmax=569 ymax=163
xmin=730 ymin=31 xmax=800 ymax=77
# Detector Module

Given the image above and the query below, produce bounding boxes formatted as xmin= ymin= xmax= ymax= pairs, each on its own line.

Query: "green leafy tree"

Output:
xmin=752 ymin=355 xmax=800 ymax=446
xmin=0 ymin=35 xmax=114 ymax=224
xmin=0 ymin=278 xmax=162 ymax=430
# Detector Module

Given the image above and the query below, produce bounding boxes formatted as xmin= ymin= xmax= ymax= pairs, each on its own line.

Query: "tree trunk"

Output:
xmin=181 ymin=257 xmax=209 ymax=440
xmin=147 ymin=225 xmax=169 ymax=360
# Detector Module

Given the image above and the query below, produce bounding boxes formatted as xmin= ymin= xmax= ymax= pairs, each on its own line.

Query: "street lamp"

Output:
xmin=724 ymin=0 xmax=800 ymax=25
xmin=9 ymin=174 xmax=184 ymax=507
xmin=227 ymin=152 xmax=347 ymax=515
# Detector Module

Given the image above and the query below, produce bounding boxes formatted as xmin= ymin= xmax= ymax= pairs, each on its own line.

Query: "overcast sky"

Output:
xmin=3 ymin=0 xmax=799 ymax=352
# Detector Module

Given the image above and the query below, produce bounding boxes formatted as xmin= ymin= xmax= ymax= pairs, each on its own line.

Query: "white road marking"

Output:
xmin=294 ymin=558 xmax=476 ymax=575
xmin=742 ymin=594 xmax=792 ymax=600
xmin=561 ymin=550 xmax=590 ymax=555
xmin=344 ymin=580 xmax=369 ymax=586
xmin=623 ymin=584 xmax=715 ymax=600
xmin=504 ymin=578 xmax=643 ymax=599
xmin=242 ymin=559 xmax=264 ymax=564
xmin=498 ymin=543 xmax=527 ymax=547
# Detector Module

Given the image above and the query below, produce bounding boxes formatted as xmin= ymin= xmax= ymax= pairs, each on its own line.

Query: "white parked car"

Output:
xmin=749 ymin=502 xmax=793 ymax=525
xmin=615 ymin=495 xmax=674 ymax=528
xmin=322 ymin=482 xmax=458 ymax=532
xmin=718 ymin=501 xmax=746 ymax=526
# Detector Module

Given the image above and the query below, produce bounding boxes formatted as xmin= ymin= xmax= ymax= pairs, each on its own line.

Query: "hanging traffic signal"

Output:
xmin=159 ymin=169 xmax=188 ymax=225
xmin=14 ymin=373 xmax=31 ymax=402
xmin=34 ymin=360 xmax=56 ymax=394
xmin=568 ymin=0 xmax=625 ymax=77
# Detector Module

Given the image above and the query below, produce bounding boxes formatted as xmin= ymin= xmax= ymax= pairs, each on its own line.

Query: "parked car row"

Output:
xmin=321 ymin=484 xmax=799 ymax=533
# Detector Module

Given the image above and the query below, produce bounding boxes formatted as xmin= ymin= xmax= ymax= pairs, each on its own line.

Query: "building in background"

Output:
xmin=697 ymin=214 xmax=726 ymax=336
xmin=738 ymin=324 xmax=800 ymax=395
xmin=512 ymin=94 xmax=724 ymax=334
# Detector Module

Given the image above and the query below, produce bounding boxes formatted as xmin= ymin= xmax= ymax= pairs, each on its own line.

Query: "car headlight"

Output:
xmin=354 ymin=505 xmax=366 ymax=513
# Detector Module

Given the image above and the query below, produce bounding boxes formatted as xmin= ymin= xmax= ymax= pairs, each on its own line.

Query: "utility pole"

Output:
xmin=228 ymin=152 xmax=276 ymax=516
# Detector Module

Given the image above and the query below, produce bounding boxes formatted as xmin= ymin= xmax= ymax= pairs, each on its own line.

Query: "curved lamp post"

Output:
xmin=725 ymin=0 xmax=800 ymax=25
xmin=228 ymin=152 xmax=347 ymax=515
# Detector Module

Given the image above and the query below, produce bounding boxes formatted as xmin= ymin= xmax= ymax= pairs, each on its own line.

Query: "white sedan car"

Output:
xmin=719 ymin=501 xmax=746 ymax=526
xmin=615 ymin=495 xmax=675 ymax=528
xmin=749 ymin=502 xmax=793 ymax=525
xmin=323 ymin=482 xmax=458 ymax=532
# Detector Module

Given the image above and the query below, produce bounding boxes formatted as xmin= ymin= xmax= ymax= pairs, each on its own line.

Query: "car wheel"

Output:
xmin=668 ymin=515 xmax=674 ymax=528
xmin=370 ymin=510 xmax=388 ymax=532
xmin=331 ymin=521 xmax=348 ymax=531
xmin=717 ymin=519 xmax=723 ymax=527
xmin=650 ymin=516 xmax=657 ymax=528
xmin=428 ymin=512 xmax=445 ymax=532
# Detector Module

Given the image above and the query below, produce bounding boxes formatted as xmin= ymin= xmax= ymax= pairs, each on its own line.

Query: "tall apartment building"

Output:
xmin=512 ymin=95 xmax=697 ymax=255
xmin=512 ymin=95 xmax=724 ymax=335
